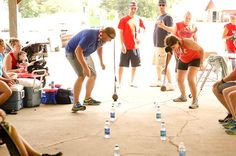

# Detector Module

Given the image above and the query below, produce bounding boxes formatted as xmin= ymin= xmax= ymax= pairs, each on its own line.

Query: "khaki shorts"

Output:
xmin=66 ymin=53 xmax=96 ymax=77
xmin=152 ymin=47 xmax=166 ymax=67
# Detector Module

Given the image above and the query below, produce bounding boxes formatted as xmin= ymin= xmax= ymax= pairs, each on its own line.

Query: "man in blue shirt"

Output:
xmin=65 ymin=27 xmax=116 ymax=112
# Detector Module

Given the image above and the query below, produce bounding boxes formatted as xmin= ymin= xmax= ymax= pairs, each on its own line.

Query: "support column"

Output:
xmin=8 ymin=0 xmax=18 ymax=38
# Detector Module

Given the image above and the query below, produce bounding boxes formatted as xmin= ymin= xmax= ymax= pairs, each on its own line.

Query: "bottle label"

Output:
xmin=156 ymin=112 xmax=161 ymax=120
xmin=105 ymin=127 xmax=110 ymax=135
xmin=110 ymin=112 xmax=115 ymax=118
xmin=160 ymin=130 xmax=166 ymax=137
xmin=179 ymin=151 xmax=186 ymax=156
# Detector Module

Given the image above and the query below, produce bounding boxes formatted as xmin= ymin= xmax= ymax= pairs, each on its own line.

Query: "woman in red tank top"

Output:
xmin=3 ymin=38 xmax=22 ymax=75
xmin=164 ymin=35 xmax=204 ymax=109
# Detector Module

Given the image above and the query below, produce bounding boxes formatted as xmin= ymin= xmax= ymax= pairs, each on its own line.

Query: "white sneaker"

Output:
xmin=130 ymin=82 xmax=138 ymax=88
xmin=166 ymin=83 xmax=174 ymax=91
xmin=150 ymin=80 xmax=162 ymax=87
xmin=116 ymin=83 xmax=122 ymax=89
xmin=189 ymin=99 xmax=199 ymax=109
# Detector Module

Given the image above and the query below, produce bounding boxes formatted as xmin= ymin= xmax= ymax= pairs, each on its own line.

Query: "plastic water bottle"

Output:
xmin=156 ymin=105 xmax=161 ymax=122
xmin=110 ymin=105 xmax=116 ymax=122
xmin=104 ymin=120 xmax=110 ymax=139
xmin=50 ymin=81 xmax=55 ymax=89
xmin=160 ymin=121 xmax=166 ymax=141
xmin=113 ymin=144 xmax=120 ymax=156
xmin=178 ymin=142 xmax=186 ymax=156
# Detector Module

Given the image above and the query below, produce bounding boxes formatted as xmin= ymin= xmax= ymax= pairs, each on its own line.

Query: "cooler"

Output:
xmin=18 ymin=78 xmax=42 ymax=108
xmin=0 ymin=84 xmax=24 ymax=112
xmin=17 ymin=69 xmax=46 ymax=108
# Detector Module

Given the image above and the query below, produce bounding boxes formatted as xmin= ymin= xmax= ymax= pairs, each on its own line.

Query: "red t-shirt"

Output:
xmin=176 ymin=21 xmax=197 ymax=39
xmin=179 ymin=40 xmax=200 ymax=63
xmin=224 ymin=23 xmax=236 ymax=53
xmin=9 ymin=52 xmax=17 ymax=69
xmin=118 ymin=15 xmax=145 ymax=50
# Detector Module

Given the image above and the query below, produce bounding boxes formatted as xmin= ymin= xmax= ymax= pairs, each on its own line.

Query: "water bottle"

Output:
xmin=160 ymin=121 xmax=166 ymax=141
xmin=113 ymin=144 xmax=120 ymax=156
xmin=50 ymin=81 xmax=55 ymax=89
xmin=178 ymin=142 xmax=186 ymax=156
xmin=156 ymin=105 xmax=161 ymax=122
xmin=110 ymin=105 xmax=116 ymax=122
xmin=104 ymin=120 xmax=110 ymax=139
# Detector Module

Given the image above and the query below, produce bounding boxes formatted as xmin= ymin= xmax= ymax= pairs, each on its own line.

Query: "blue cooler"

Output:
xmin=0 ymin=84 xmax=24 ymax=112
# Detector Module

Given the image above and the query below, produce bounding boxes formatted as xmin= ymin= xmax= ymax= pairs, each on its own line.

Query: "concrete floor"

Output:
xmin=0 ymin=78 xmax=236 ymax=156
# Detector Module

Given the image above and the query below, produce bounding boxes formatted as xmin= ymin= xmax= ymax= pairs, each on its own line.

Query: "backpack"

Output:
xmin=55 ymin=89 xmax=73 ymax=104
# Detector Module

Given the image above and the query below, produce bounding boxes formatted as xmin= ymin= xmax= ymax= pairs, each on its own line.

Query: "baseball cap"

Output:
xmin=158 ymin=0 xmax=166 ymax=5
xmin=129 ymin=1 xmax=137 ymax=7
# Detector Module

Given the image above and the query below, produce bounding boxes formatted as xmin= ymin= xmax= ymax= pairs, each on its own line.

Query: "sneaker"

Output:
xmin=173 ymin=95 xmax=187 ymax=102
xmin=150 ymin=80 xmax=162 ymax=87
xmin=130 ymin=82 xmax=138 ymax=88
xmin=218 ymin=114 xmax=232 ymax=123
xmin=71 ymin=102 xmax=86 ymax=112
xmin=42 ymin=152 xmax=63 ymax=156
xmin=189 ymin=99 xmax=199 ymax=109
xmin=83 ymin=97 xmax=101 ymax=105
xmin=166 ymin=83 xmax=175 ymax=91
xmin=116 ymin=83 xmax=122 ymax=89
xmin=222 ymin=119 xmax=236 ymax=129
xmin=225 ymin=125 xmax=236 ymax=135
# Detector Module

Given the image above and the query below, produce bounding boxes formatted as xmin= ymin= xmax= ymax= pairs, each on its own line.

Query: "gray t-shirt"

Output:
xmin=153 ymin=13 xmax=173 ymax=47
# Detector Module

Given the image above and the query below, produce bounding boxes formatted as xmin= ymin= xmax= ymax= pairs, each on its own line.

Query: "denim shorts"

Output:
xmin=65 ymin=52 xmax=96 ymax=77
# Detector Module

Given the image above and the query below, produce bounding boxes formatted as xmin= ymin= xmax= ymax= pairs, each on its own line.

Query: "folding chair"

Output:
xmin=0 ymin=122 xmax=21 ymax=156
xmin=195 ymin=55 xmax=230 ymax=98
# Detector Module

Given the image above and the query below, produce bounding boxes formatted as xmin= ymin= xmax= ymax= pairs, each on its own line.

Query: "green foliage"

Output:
xmin=100 ymin=0 xmax=158 ymax=19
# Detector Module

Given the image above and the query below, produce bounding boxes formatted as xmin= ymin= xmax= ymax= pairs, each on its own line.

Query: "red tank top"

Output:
xmin=225 ymin=23 xmax=236 ymax=53
xmin=179 ymin=40 xmax=200 ymax=63
xmin=9 ymin=52 xmax=17 ymax=69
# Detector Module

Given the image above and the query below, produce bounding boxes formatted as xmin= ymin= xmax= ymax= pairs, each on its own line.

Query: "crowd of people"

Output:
xmin=1 ymin=1 xmax=236 ymax=155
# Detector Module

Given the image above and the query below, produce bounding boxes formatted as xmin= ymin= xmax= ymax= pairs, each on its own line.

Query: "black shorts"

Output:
xmin=177 ymin=59 xmax=200 ymax=70
xmin=119 ymin=49 xmax=141 ymax=67
xmin=217 ymin=81 xmax=236 ymax=93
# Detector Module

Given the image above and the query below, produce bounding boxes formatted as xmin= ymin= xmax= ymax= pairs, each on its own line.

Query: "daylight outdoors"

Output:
xmin=0 ymin=0 xmax=236 ymax=156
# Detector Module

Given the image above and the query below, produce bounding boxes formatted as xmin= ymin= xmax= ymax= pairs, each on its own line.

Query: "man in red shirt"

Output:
xmin=223 ymin=14 xmax=236 ymax=69
xmin=118 ymin=1 xmax=145 ymax=88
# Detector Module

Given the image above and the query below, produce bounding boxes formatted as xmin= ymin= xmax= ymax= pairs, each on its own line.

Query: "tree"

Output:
xmin=100 ymin=0 xmax=184 ymax=19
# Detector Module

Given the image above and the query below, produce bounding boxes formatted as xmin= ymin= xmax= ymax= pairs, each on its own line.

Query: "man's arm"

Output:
xmin=97 ymin=47 xmax=105 ymax=70
xmin=120 ymin=30 xmax=126 ymax=53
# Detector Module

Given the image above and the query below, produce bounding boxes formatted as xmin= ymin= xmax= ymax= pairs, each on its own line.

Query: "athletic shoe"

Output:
xmin=150 ymin=80 xmax=162 ymax=87
xmin=166 ymin=83 xmax=175 ymax=91
xmin=42 ymin=152 xmax=63 ymax=156
xmin=189 ymin=99 xmax=199 ymax=109
xmin=225 ymin=125 xmax=236 ymax=135
xmin=222 ymin=119 xmax=236 ymax=129
xmin=71 ymin=102 xmax=86 ymax=112
xmin=130 ymin=82 xmax=138 ymax=88
xmin=173 ymin=95 xmax=187 ymax=102
xmin=218 ymin=114 xmax=232 ymax=123
xmin=83 ymin=97 xmax=101 ymax=105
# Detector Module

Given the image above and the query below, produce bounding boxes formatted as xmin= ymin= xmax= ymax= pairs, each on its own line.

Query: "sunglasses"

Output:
xmin=159 ymin=4 xmax=165 ymax=7
xmin=105 ymin=31 xmax=114 ymax=39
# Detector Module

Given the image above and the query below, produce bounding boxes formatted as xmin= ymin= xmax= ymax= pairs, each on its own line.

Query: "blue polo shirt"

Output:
xmin=65 ymin=29 xmax=99 ymax=57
